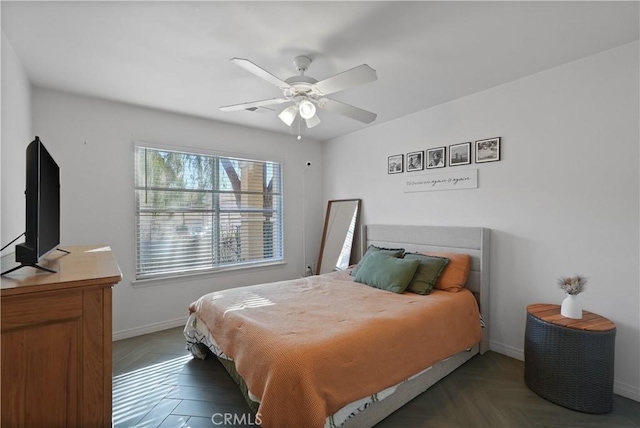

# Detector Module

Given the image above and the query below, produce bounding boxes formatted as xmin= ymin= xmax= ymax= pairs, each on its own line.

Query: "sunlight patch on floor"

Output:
xmin=113 ymin=354 xmax=193 ymax=426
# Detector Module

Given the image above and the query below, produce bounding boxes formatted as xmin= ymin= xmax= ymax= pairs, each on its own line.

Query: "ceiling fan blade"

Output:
xmin=314 ymin=64 xmax=377 ymax=95
xmin=318 ymin=98 xmax=377 ymax=123
xmin=220 ymin=98 xmax=288 ymax=112
xmin=230 ymin=58 xmax=291 ymax=90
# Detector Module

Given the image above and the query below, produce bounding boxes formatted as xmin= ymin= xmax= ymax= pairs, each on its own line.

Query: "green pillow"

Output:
xmin=354 ymin=251 xmax=420 ymax=294
xmin=403 ymin=253 xmax=450 ymax=295
xmin=351 ymin=245 xmax=404 ymax=277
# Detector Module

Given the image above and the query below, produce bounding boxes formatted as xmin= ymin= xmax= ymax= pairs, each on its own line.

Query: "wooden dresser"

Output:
xmin=1 ymin=246 xmax=122 ymax=427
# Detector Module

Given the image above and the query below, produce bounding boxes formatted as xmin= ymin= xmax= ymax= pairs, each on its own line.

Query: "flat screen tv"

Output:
xmin=2 ymin=137 xmax=63 ymax=275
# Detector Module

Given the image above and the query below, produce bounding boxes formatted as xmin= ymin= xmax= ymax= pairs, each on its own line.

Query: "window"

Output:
xmin=134 ymin=145 xmax=283 ymax=280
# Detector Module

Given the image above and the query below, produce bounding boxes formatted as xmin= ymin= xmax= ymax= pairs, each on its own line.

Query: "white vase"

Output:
xmin=561 ymin=294 xmax=582 ymax=319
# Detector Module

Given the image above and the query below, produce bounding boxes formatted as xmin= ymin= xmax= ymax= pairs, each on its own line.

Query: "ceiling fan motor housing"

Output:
xmin=283 ymin=79 xmax=319 ymax=99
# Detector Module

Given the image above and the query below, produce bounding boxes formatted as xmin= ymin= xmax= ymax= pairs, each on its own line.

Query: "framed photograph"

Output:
xmin=475 ymin=137 xmax=501 ymax=163
xmin=388 ymin=154 xmax=404 ymax=174
xmin=426 ymin=147 xmax=446 ymax=169
xmin=449 ymin=142 xmax=471 ymax=166
xmin=406 ymin=151 xmax=424 ymax=172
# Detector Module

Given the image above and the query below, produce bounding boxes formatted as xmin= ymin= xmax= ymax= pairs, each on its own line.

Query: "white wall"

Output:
xmin=1 ymin=31 xmax=32 ymax=252
xmin=324 ymin=42 xmax=640 ymax=401
xmin=31 ymin=89 xmax=325 ymax=338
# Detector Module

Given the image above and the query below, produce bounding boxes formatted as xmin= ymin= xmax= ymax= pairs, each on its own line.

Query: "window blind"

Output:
xmin=134 ymin=146 xmax=283 ymax=279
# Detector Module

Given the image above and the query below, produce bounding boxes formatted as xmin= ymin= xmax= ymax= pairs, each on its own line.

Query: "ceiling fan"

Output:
xmin=220 ymin=56 xmax=378 ymax=138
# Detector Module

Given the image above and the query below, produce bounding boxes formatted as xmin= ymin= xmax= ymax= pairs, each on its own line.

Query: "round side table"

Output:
xmin=524 ymin=303 xmax=616 ymax=414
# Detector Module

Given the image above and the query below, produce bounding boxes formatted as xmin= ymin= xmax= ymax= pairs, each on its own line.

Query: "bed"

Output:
xmin=185 ymin=224 xmax=491 ymax=427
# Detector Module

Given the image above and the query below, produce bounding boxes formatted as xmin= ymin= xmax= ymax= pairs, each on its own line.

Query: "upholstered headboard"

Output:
xmin=362 ymin=224 xmax=491 ymax=354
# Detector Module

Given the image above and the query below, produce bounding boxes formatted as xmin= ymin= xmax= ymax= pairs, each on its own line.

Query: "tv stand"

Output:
xmin=1 ymin=263 xmax=56 ymax=276
xmin=1 ymin=247 xmax=71 ymax=276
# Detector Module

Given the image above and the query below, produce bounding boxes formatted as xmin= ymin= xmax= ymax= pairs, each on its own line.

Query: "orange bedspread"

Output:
xmin=189 ymin=270 xmax=481 ymax=428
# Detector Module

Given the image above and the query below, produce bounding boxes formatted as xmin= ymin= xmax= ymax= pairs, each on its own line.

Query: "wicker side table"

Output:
xmin=524 ymin=303 xmax=616 ymax=414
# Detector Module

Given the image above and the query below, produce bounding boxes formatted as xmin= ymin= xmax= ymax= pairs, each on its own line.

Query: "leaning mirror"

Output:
xmin=316 ymin=199 xmax=361 ymax=275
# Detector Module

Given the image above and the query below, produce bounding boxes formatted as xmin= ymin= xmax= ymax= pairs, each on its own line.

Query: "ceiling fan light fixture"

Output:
xmin=305 ymin=114 xmax=321 ymax=129
xmin=278 ymin=105 xmax=298 ymax=127
xmin=298 ymin=99 xmax=316 ymax=120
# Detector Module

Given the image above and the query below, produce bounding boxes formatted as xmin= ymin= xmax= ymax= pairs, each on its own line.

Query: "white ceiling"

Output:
xmin=2 ymin=1 xmax=638 ymax=142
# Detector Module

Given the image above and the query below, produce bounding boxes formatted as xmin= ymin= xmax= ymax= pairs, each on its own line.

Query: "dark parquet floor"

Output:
xmin=113 ymin=327 xmax=640 ymax=428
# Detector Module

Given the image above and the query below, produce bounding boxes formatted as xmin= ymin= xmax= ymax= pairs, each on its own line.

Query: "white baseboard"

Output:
xmin=489 ymin=341 xmax=524 ymax=361
xmin=112 ymin=316 xmax=188 ymax=341
xmin=614 ymin=381 xmax=640 ymax=402
xmin=489 ymin=341 xmax=640 ymax=403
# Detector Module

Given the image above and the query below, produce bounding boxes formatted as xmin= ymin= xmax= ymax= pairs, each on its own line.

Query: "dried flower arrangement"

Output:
xmin=558 ymin=275 xmax=587 ymax=295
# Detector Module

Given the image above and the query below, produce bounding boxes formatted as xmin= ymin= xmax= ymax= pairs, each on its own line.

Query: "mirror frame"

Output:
xmin=316 ymin=199 xmax=361 ymax=275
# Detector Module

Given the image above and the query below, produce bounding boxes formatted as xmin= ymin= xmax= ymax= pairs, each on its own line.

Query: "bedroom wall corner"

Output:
xmin=322 ymin=41 xmax=640 ymax=402
xmin=1 ymin=31 xmax=32 ymax=254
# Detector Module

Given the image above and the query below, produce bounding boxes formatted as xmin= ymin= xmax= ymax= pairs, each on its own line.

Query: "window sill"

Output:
xmin=131 ymin=260 xmax=287 ymax=288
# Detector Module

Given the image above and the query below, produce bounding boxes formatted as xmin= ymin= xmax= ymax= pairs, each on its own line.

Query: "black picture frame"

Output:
xmin=426 ymin=147 xmax=446 ymax=169
xmin=449 ymin=142 xmax=471 ymax=166
xmin=406 ymin=151 xmax=424 ymax=172
xmin=475 ymin=137 xmax=501 ymax=163
xmin=388 ymin=154 xmax=404 ymax=174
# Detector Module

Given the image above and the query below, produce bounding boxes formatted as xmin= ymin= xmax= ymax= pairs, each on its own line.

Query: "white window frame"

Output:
xmin=133 ymin=144 xmax=284 ymax=281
